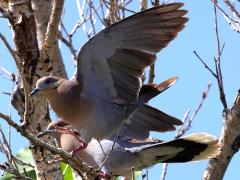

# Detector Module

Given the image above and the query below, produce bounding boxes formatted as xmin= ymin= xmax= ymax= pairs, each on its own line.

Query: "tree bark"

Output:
xmin=203 ymin=91 xmax=240 ymax=180
xmin=6 ymin=0 xmax=67 ymax=179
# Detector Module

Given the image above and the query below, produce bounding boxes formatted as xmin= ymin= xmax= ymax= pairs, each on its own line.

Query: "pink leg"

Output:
xmin=97 ymin=171 xmax=111 ymax=179
xmin=53 ymin=126 xmax=88 ymax=153
xmin=71 ymin=141 xmax=88 ymax=155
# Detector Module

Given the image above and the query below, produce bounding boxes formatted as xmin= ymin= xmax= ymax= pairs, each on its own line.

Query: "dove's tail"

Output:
xmin=134 ymin=133 xmax=220 ymax=167
xmin=138 ymin=76 xmax=178 ymax=104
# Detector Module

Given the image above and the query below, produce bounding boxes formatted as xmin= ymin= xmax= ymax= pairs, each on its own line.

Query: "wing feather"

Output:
xmin=77 ymin=3 xmax=188 ymax=104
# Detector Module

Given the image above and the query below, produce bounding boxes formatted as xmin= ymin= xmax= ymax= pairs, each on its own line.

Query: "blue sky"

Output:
xmin=0 ymin=0 xmax=240 ymax=179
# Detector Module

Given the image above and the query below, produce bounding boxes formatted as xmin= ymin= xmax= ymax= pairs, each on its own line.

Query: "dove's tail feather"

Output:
xmin=120 ymin=76 xmax=182 ymax=140
xmin=135 ymin=133 xmax=220 ymax=167
xmin=138 ymin=76 xmax=178 ymax=104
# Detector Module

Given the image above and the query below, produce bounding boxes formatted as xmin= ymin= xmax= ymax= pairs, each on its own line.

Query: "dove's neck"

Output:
xmin=45 ymin=80 xmax=92 ymax=128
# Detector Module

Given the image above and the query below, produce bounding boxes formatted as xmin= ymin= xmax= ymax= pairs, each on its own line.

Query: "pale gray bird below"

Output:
xmin=31 ymin=3 xmax=188 ymax=143
xmin=39 ymin=120 xmax=220 ymax=179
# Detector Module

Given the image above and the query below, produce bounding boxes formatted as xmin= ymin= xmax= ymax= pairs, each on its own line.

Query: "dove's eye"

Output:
xmin=45 ymin=79 xmax=50 ymax=84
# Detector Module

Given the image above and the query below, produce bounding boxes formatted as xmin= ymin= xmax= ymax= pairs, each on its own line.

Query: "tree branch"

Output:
xmin=203 ymin=91 xmax=240 ymax=179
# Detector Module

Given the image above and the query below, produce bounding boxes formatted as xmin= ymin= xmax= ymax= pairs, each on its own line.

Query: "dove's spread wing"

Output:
xmin=77 ymin=3 xmax=188 ymax=104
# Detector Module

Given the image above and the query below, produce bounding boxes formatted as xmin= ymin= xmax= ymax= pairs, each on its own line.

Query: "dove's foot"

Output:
xmin=53 ymin=126 xmax=88 ymax=153
xmin=96 ymin=171 xmax=111 ymax=179
xmin=52 ymin=126 xmax=81 ymax=137
xmin=71 ymin=141 xmax=88 ymax=155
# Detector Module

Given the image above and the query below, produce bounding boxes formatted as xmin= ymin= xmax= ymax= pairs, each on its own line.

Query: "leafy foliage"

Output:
xmin=0 ymin=148 xmax=36 ymax=180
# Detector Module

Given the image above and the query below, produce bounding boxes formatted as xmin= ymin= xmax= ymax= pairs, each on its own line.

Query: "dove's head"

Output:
xmin=30 ymin=76 xmax=63 ymax=96
xmin=37 ymin=119 xmax=69 ymax=139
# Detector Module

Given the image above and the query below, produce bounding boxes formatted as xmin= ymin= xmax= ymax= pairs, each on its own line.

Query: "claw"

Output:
xmin=37 ymin=126 xmax=81 ymax=139
xmin=53 ymin=126 xmax=81 ymax=136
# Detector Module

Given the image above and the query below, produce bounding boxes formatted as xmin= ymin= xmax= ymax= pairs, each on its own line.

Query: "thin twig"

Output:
xmin=69 ymin=4 xmax=102 ymax=38
xmin=176 ymin=82 xmax=212 ymax=139
xmin=88 ymin=0 xmax=96 ymax=36
xmin=102 ymin=0 xmax=136 ymax=13
xmin=87 ymin=0 xmax=105 ymax=26
xmin=0 ymin=66 xmax=15 ymax=81
xmin=0 ymin=125 xmax=20 ymax=175
xmin=69 ymin=20 xmax=87 ymax=38
xmin=0 ymin=163 xmax=32 ymax=180
xmin=76 ymin=0 xmax=89 ymax=38
xmin=97 ymin=129 xmax=119 ymax=171
xmin=175 ymin=109 xmax=191 ymax=138
xmin=58 ymin=33 xmax=78 ymax=63
xmin=213 ymin=0 xmax=228 ymax=109
xmin=211 ymin=0 xmax=240 ymax=24
xmin=98 ymin=106 xmax=128 ymax=171
xmin=121 ymin=0 xmax=126 ymax=18
xmin=8 ymin=78 xmax=15 ymax=154
xmin=193 ymin=51 xmax=217 ymax=78
xmin=160 ymin=163 xmax=168 ymax=180
xmin=0 ymin=32 xmax=20 ymax=69
xmin=160 ymin=109 xmax=190 ymax=180
xmin=0 ymin=24 xmax=29 ymax=129
xmin=12 ymin=156 xmax=34 ymax=168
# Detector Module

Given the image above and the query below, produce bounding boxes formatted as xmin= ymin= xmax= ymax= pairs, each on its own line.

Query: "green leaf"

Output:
xmin=61 ymin=162 xmax=73 ymax=180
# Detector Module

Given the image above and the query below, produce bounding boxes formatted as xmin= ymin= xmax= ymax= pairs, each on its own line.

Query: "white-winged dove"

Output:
xmin=38 ymin=119 xmax=220 ymax=179
xmin=31 ymin=3 xmax=188 ymax=144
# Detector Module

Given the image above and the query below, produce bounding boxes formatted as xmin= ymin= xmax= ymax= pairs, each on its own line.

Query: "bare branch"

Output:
xmin=176 ymin=82 xmax=212 ymax=139
xmin=12 ymin=156 xmax=34 ymax=168
xmin=0 ymin=66 xmax=15 ymax=81
xmin=76 ymin=0 xmax=90 ymax=38
xmin=69 ymin=20 xmax=87 ymax=37
xmin=0 ymin=163 xmax=32 ymax=180
xmin=58 ymin=33 xmax=78 ymax=64
xmin=43 ymin=0 xmax=64 ymax=48
xmin=160 ymin=163 xmax=168 ymax=180
xmin=88 ymin=0 xmax=97 ymax=36
xmin=86 ymin=0 xmax=105 ymax=26
xmin=213 ymin=0 xmax=228 ymax=109
xmin=0 ymin=32 xmax=20 ymax=70
xmin=102 ymin=0 xmax=136 ymax=13
xmin=211 ymin=0 xmax=240 ymax=28
xmin=0 ymin=28 xmax=32 ymax=130
xmin=193 ymin=51 xmax=217 ymax=78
